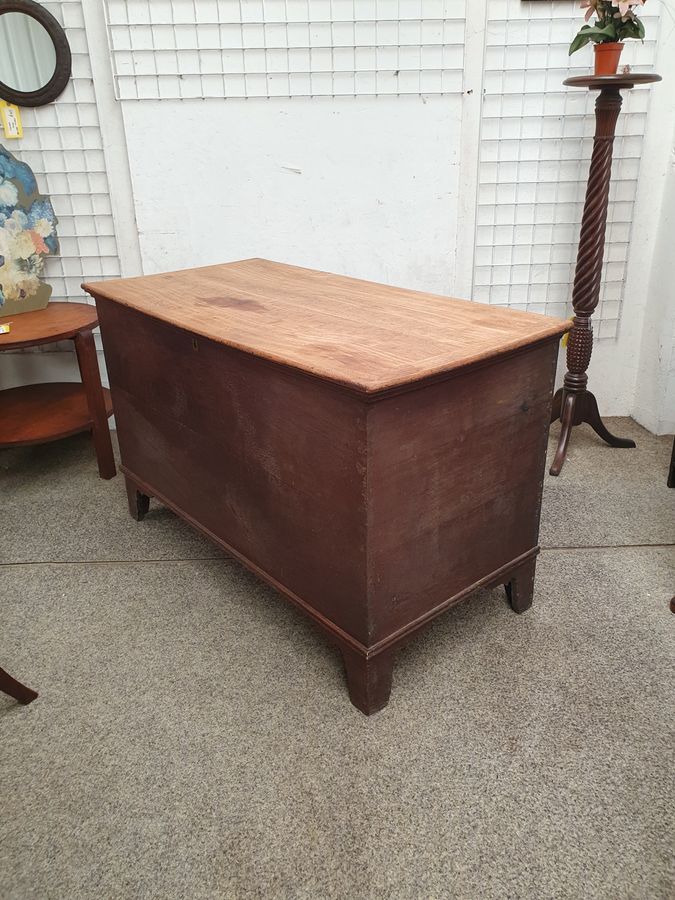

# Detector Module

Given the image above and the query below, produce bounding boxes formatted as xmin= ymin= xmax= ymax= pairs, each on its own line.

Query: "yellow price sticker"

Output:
xmin=0 ymin=100 xmax=23 ymax=139
xmin=561 ymin=317 xmax=574 ymax=348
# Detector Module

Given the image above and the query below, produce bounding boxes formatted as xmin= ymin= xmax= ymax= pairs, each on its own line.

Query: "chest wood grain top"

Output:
xmin=83 ymin=258 xmax=568 ymax=395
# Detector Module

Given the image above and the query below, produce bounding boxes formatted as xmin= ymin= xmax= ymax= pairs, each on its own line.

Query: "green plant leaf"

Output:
xmin=588 ymin=23 xmax=620 ymax=42
xmin=618 ymin=17 xmax=645 ymax=41
xmin=569 ymin=22 xmax=618 ymax=54
xmin=569 ymin=31 xmax=592 ymax=55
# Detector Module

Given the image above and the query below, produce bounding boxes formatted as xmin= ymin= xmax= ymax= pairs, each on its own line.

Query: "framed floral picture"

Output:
xmin=0 ymin=144 xmax=58 ymax=316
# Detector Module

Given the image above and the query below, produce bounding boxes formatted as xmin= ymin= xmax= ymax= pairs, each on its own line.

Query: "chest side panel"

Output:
xmin=97 ymin=298 xmax=369 ymax=643
xmin=367 ymin=341 xmax=558 ymax=643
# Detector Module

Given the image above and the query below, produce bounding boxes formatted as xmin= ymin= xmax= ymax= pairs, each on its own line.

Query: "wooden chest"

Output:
xmin=84 ymin=259 xmax=568 ymax=714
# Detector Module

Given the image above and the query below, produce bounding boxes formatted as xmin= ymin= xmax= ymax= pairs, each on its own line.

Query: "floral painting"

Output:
xmin=0 ymin=144 xmax=58 ymax=315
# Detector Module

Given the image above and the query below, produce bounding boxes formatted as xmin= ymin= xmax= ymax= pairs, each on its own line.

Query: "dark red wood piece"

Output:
xmin=0 ymin=382 xmax=112 ymax=446
xmin=341 ymin=646 xmax=395 ymax=716
xmin=563 ymin=74 xmax=662 ymax=89
xmin=504 ymin=556 xmax=537 ymax=614
xmin=0 ymin=302 xmax=116 ymax=479
xmin=0 ymin=301 xmax=100 ymax=349
xmin=74 ymin=328 xmax=116 ymax=479
xmin=550 ymin=74 xmax=661 ymax=476
xmin=0 ymin=666 xmax=38 ymax=705
xmin=125 ymin=475 xmax=150 ymax=521
xmin=85 ymin=259 xmax=567 ymax=714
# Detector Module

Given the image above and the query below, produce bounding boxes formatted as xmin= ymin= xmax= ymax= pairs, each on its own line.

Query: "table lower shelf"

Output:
xmin=0 ymin=382 xmax=113 ymax=448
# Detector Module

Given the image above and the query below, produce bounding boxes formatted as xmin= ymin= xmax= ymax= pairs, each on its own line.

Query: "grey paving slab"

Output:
xmin=2 ymin=546 xmax=673 ymax=899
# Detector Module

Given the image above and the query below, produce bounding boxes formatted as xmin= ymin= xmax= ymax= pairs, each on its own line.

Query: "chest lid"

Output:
xmin=83 ymin=258 xmax=569 ymax=396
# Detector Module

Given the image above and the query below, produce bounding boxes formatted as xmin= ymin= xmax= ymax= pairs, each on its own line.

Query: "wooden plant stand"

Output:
xmin=0 ymin=302 xmax=116 ymax=479
xmin=549 ymin=73 xmax=661 ymax=477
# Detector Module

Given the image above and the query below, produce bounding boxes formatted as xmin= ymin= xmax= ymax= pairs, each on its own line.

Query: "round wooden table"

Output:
xmin=0 ymin=302 xmax=116 ymax=479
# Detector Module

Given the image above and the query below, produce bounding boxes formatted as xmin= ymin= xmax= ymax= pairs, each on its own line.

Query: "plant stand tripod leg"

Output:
xmin=0 ymin=666 xmax=38 ymax=704
xmin=580 ymin=392 xmax=636 ymax=449
xmin=550 ymin=393 xmax=576 ymax=477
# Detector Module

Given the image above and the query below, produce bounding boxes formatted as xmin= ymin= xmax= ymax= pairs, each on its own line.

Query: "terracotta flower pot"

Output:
xmin=594 ymin=42 xmax=624 ymax=76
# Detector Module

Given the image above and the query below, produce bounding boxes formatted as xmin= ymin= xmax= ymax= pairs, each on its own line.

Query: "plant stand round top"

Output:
xmin=563 ymin=73 xmax=662 ymax=90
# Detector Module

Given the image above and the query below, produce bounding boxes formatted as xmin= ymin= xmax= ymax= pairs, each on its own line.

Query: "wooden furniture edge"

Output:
xmin=564 ymin=73 xmax=662 ymax=89
xmin=367 ymin=547 xmax=540 ymax=655
xmin=0 ymin=302 xmax=99 ymax=350
xmin=92 ymin=293 xmax=567 ymax=401
xmin=122 ymin=464 xmax=540 ymax=660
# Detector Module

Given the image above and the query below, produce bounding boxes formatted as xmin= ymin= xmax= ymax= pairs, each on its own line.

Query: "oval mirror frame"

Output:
xmin=0 ymin=0 xmax=72 ymax=107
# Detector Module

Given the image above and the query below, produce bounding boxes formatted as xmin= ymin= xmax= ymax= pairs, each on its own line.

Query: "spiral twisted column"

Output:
xmin=546 ymin=73 xmax=664 ymax=477
xmin=563 ymin=88 xmax=622 ymax=395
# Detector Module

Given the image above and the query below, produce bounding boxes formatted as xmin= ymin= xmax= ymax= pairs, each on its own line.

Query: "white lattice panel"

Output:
xmin=474 ymin=0 xmax=662 ymax=339
xmin=13 ymin=1 xmax=121 ymax=309
xmin=103 ymin=0 xmax=466 ymax=99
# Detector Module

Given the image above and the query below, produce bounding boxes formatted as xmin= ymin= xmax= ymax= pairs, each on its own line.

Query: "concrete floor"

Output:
xmin=1 ymin=419 xmax=674 ymax=899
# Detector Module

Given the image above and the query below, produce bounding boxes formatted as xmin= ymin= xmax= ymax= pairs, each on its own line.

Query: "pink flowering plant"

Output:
xmin=569 ymin=0 xmax=646 ymax=54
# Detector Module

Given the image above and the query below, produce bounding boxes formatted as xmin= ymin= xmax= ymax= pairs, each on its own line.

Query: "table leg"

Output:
xmin=0 ymin=666 xmax=38 ymax=704
xmin=504 ymin=557 xmax=537 ymax=614
xmin=74 ymin=328 xmax=116 ymax=480
xmin=668 ymin=436 xmax=675 ymax=488
xmin=125 ymin=475 xmax=150 ymax=521
xmin=341 ymin=646 xmax=394 ymax=716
